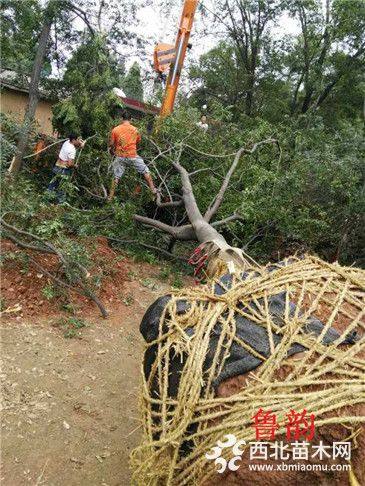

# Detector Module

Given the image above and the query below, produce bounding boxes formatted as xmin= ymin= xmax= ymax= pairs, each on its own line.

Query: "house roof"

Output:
xmin=117 ymin=95 xmax=160 ymax=115
xmin=0 ymin=68 xmax=55 ymax=101
xmin=0 ymin=69 xmax=160 ymax=114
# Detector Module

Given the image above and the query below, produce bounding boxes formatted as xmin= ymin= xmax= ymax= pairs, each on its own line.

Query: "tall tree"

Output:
xmin=9 ymin=0 xmax=60 ymax=175
xmin=208 ymin=0 xmax=285 ymax=116
xmin=0 ymin=0 xmax=44 ymax=75
xmin=190 ymin=42 xmax=244 ymax=117
xmin=122 ymin=62 xmax=144 ymax=101
xmin=52 ymin=35 xmax=125 ymax=137
xmin=287 ymin=0 xmax=365 ymax=115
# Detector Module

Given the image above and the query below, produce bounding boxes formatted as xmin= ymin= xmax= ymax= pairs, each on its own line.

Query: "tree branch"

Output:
xmin=66 ymin=2 xmax=95 ymax=36
xmin=211 ymin=213 xmax=244 ymax=228
xmin=155 ymin=191 xmax=183 ymax=208
xmin=1 ymin=218 xmax=107 ymax=317
xmin=172 ymin=155 xmax=227 ymax=245
xmin=3 ymin=232 xmax=55 ymax=254
xmin=204 ymin=139 xmax=278 ymax=222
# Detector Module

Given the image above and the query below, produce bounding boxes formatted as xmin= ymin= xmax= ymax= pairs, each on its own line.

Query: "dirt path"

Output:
xmin=1 ymin=275 xmax=172 ymax=486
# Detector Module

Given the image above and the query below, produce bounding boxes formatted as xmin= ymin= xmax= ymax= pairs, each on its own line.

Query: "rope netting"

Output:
xmin=130 ymin=256 xmax=365 ymax=485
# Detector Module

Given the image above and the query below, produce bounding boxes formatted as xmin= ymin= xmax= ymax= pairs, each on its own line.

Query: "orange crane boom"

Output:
xmin=159 ymin=0 xmax=198 ymax=118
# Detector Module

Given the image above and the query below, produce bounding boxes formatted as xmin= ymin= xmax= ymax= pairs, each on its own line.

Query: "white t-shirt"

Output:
xmin=58 ymin=140 xmax=76 ymax=163
xmin=197 ymin=121 xmax=209 ymax=132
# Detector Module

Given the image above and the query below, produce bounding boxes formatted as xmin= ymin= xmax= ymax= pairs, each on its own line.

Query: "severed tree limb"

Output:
xmin=133 ymin=213 xmax=244 ymax=240
xmin=172 ymin=158 xmax=228 ymax=245
xmin=133 ymin=214 xmax=196 ymax=241
xmin=1 ymin=218 xmax=59 ymax=253
xmin=133 ymin=214 xmax=180 ymax=237
xmin=134 ymin=213 xmax=242 ymax=236
xmin=79 ymin=184 xmax=107 ymax=200
xmin=23 ymin=138 xmax=67 ymax=159
xmin=27 ymin=255 xmax=108 ymax=318
xmin=1 ymin=218 xmax=108 ymax=317
xmin=3 ymin=231 xmax=55 ymax=254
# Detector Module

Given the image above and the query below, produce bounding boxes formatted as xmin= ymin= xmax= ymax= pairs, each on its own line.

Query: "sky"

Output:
xmin=68 ymin=0 xmax=304 ymax=67
xmin=133 ymin=1 xmax=302 ymax=70
xmin=55 ymin=0 xmax=326 ymax=98
xmin=129 ymin=1 xmax=304 ymax=97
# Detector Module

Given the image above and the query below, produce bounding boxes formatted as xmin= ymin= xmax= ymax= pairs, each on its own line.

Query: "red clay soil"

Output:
xmin=0 ymin=237 xmax=164 ymax=319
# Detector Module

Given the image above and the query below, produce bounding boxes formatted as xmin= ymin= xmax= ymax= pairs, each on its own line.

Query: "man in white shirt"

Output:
xmin=196 ymin=115 xmax=209 ymax=132
xmin=47 ymin=133 xmax=84 ymax=203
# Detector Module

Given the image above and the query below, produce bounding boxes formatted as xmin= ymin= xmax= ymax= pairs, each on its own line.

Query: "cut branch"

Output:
xmin=172 ymin=157 xmax=227 ymax=245
xmin=133 ymin=215 xmax=182 ymax=238
xmin=1 ymin=218 xmax=108 ymax=317
xmin=3 ymin=232 xmax=54 ymax=254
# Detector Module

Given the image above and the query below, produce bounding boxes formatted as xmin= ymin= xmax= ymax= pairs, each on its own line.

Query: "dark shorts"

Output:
xmin=52 ymin=166 xmax=72 ymax=177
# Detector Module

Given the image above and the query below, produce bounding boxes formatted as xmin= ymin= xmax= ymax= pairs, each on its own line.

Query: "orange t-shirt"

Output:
xmin=110 ymin=121 xmax=141 ymax=158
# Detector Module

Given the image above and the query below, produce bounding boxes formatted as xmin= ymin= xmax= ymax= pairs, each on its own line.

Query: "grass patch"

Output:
xmin=52 ymin=316 xmax=88 ymax=338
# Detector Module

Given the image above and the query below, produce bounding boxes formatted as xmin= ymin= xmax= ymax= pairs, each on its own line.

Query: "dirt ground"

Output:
xmin=1 ymin=239 xmax=191 ymax=486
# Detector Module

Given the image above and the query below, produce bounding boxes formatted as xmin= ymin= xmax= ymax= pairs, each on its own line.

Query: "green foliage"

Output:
xmin=191 ymin=0 xmax=364 ymax=123
xmin=0 ymin=0 xmax=43 ymax=74
xmin=122 ymin=294 xmax=134 ymax=306
xmin=171 ymin=272 xmax=184 ymax=289
xmin=52 ymin=35 xmax=125 ymax=138
xmin=144 ymin=107 xmax=364 ymax=266
xmin=42 ymin=284 xmax=57 ymax=300
xmin=123 ymin=62 xmax=144 ymax=101
xmin=53 ymin=316 xmax=87 ymax=339
xmin=0 ymin=249 xmax=29 ymax=273
xmin=0 ymin=297 xmax=6 ymax=312
xmin=0 ymin=113 xmax=39 ymax=168
xmin=190 ymin=42 xmax=246 ymax=119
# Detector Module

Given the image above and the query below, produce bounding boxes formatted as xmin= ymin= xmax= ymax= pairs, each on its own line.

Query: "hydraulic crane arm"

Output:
xmin=158 ymin=0 xmax=198 ymax=118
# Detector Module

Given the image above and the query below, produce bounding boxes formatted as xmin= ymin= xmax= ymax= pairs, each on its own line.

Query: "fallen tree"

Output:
xmin=130 ymin=140 xmax=365 ymax=485
xmin=134 ymin=139 xmax=279 ymax=270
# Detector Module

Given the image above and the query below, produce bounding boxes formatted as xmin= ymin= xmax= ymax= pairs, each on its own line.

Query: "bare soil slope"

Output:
xmin=1 ymin=239 xmax=191 ymax=485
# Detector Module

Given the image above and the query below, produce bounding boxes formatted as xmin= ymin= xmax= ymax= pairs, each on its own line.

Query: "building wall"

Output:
xmin=1 ymin=87 xmax=54 ymax=135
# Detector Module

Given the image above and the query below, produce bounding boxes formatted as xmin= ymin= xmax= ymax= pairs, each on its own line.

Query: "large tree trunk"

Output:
xmin=134 ymin=140 xmax=278 ymax=271
xmin=9 ymin=1 xmax=56 ymax=175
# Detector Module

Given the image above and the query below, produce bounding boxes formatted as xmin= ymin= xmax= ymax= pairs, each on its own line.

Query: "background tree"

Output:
xmin=192 ymin=0 xmax=365 ymax=123
xmin=190 ymin=42 xmax=245 ymax=119
xmin=0 ymin=0 xmax=45 ymax=75
xmin=122 ymin=62 xmax=144 ymax=101
xmin=287 ymin=0 xmax=365 ymax=115
xmin=53 ymin=35 xmax=125 ymax=137
xmin=9 ymin=0 xmax=61 ymax=175
xmin=206 ymin=0 xmax=286 ymax=117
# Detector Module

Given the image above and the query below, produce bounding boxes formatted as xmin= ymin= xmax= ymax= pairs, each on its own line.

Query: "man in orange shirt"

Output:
xmin=108 ymin=110 xmax=156 ymax=201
